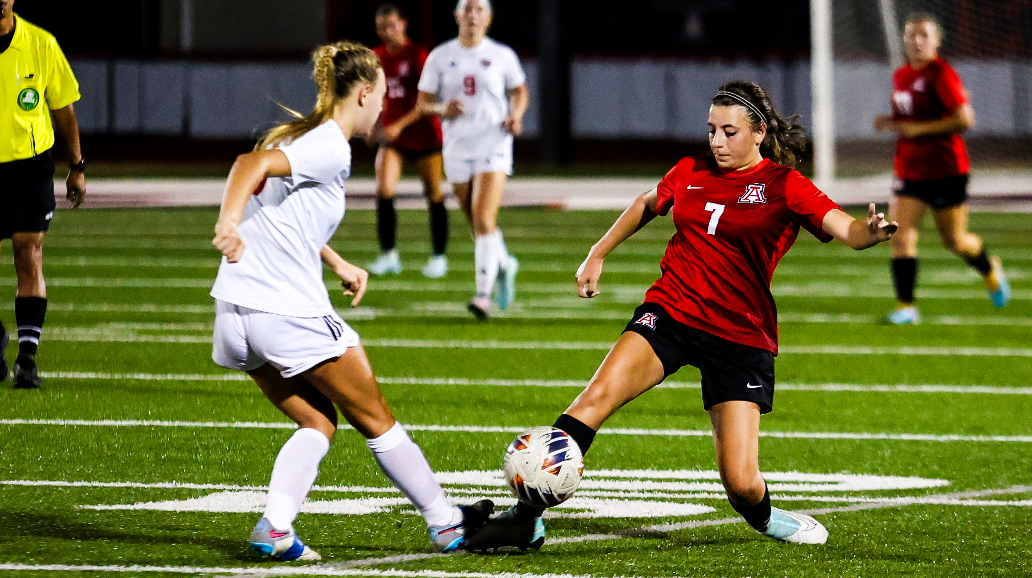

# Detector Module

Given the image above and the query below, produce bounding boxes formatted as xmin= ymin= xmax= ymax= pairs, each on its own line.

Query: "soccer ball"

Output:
xmin=503 ymin=426 xmax=584 ymax=507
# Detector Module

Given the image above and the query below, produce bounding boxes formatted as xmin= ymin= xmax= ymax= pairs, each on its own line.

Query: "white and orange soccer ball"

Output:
xmin=502 ymin=426 xmax=584 ymax=507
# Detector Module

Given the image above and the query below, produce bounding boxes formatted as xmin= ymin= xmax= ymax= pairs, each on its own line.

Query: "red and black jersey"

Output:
xmin=890 ymin=57 xmax=970 ymax=181
xmin=373 ymin=41 xmax=442 ymax=151
xmin=644 ymin=156 xmax=841 ymax=355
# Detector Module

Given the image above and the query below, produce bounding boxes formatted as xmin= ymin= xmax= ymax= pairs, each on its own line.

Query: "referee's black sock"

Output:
xmin=428 ymin=200 xmax=449 ymax=256
xmin=514 ymin=414 xmax=597 ymax=519
xmin=890 ymin=257 xmax=918 ymax=304
xmin=963 ymin=249 xmax=993 ymax=277
xmin=730 ymin=485 xmax=772 ymax=531
xmin=376 ymin=197 xmax=397 ymax=252
xmin=15 ymin=296 xmax=46 ymax=358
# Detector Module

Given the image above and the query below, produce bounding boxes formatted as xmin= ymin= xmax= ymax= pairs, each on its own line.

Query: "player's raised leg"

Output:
xmin=886 ymin=195 xmax=925 ymax=324
xmin=932 ymin=204 xmax=1010 ymax=307
xmin=710 ymin=400 xmax=828 ymax=544
xmin=302 ymin=345 xmax=493 ymax=552
xmin=368 ymin=147 xmax=404 ymax=275
xmin=418 ymin=152 xmax=449 ymax=278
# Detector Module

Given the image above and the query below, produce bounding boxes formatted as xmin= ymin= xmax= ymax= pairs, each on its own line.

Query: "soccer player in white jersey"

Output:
xmin=416 ymin=0 xmax=529 ymax=321
xmin=209 ymin=41 xmax=492 ymax=561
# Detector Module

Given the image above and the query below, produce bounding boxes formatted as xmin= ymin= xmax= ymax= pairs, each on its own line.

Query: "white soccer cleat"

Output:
xmin=367 ymin=250 xmax=402 ymax=275
xmin=884 ymin=305 xmax=919 ymax=325
xmin=760 ymin=507 xmax=828 ymax=544
xmin=421 ymin=255 xmax=448 ymax=278
xmin=249 ymin=517 xmax=322 ymax=561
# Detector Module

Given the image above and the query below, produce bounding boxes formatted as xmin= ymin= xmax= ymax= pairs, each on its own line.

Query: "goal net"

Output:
xmin=815 ymin=0 xmax=1032 ymax=204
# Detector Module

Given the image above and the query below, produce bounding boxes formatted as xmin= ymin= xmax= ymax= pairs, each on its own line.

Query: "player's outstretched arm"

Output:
xmin=320 ymin=245 xmax=368 ymax=307
xmin=416 ymin=90 xmax=463 ymax=119
xmin=821 ymin=203 xmax=898 ymax=250
xmin=213 ymin=150 xmax=291 ymax=262
xmin=577 ymin=188 xmax=660 ymax=298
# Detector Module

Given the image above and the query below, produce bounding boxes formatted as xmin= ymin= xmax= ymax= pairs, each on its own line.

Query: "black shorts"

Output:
xmin=624 ymin=302 xmax=776 ymax=413
xmin=893 ymin=174 xmax=969 ymax=210
xmin=383 ymin=145 xmax=442 ymax=162
xmin=0 ymin=149 xmax=56 ymax=239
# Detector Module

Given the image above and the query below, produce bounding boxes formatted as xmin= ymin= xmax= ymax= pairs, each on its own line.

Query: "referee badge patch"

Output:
xmin=18 ymin=88 xmax=40 ymax=111
xmin=634 ymin=312 xmax=658 ymax=330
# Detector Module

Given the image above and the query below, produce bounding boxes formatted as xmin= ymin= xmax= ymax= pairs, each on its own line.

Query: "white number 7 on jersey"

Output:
xmin=704 ymin=202 xmax=725 ymax=235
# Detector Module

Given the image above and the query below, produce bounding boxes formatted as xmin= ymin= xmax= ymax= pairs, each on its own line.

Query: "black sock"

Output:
xmin=890 ymin=257 xmax=918 ymax=304
xmin=15 ymin=296 xmax=46 ymax=357
xmin=429 ymin=200 xmax=448 ymax=256
xmin=963 ymin=249 xmax=992 ymax=276
xmin=515 ymin=415 xmax=597 ymax=519
xmin=729 ymin=485 xmax=772 ymax=531
xmin=553 ymin=413 xmax=597 ymax=455
xmin=376 ymin=197 xmax=397 ymax=252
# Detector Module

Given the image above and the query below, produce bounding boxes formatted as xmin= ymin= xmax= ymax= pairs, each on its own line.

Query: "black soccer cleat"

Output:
xmin=12 ymin=354 xmax=42 ymax=389
xmin=0 ymin=322 xmax=9 ymax=382
xmin=461 ymin=505 xmax=545 ymax=552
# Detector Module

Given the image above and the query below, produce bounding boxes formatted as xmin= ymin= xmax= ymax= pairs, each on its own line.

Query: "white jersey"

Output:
xmin=417 ymin=37 xmax=526 ymax=162
xmin=210 ymin=120 xmax=351 ymax=317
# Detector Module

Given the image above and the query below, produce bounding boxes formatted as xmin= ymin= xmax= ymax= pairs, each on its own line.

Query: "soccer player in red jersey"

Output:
xmin=464 ymin=81 xmax=898 ymax=552
xmin=366 ymin=4 xmax=449 ymax=279
xmin=874 ymin=13 xmax=1010 ymax=324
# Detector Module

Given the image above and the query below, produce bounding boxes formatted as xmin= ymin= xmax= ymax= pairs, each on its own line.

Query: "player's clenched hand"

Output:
xmin=213 ymin=221 xmax=246 ymax=262
xmin=502 ymin=115 xmax=523 ymax=136
xmin=576 ymin=255 xmax=604 ymax=298
xmin=334 ymin=261 xmax=369 ymax=307
xmin=442 ymin=99 xmax=465 ymax=119
xmin=866 ymin=202 xmax=898 ymax=242
xmin=66 ymin=171 xmax=86 ymax=208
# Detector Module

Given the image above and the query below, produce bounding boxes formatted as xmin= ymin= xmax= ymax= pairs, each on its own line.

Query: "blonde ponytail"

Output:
xmin=256 ymin=41 xmax=380 ymax=151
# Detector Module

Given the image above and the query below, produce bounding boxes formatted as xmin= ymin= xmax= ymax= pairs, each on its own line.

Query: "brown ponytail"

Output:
xmin=256 ymin=41 xmax=381 ymax=151
xmin=711 ymin=80 xmax=807 ymax=168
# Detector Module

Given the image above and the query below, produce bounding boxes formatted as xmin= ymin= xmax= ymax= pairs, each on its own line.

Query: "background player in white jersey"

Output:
xmin=416 ymin=0 xmax=529 ymax=321
xmin=210 ymin=41 xmax=492 ymax=561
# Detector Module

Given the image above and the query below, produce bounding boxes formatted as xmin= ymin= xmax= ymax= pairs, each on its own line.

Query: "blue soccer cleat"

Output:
xmin=760 ymin=507 xmax=828 ymax=544
xmin=986 ymin=257 xmax=1011 ymax=308
xmin=428 ymin=499 xmax=495 ymax=553
xmin=495 ymin=256 xmax=519 ymax=311
xmin=884 ymin=305 xmax=919 ymax=325
xmin=248 ymin=517 xmax=321 ymax=561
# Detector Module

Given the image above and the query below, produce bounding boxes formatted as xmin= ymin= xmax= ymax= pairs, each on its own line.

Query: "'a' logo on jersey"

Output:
xmin=739 ymin=184 xmax=767 ymax=204
xmin=634 ymin=313 xmax=658 ymax=330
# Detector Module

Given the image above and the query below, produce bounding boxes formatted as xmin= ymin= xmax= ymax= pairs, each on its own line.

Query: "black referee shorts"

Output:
xmin=893 ymin=174 xmax=969 ymax=210
xmin=623 ymin=302 xmax=776 ymax=414
xmin=0 ymin=149 xmax=57 ymax=239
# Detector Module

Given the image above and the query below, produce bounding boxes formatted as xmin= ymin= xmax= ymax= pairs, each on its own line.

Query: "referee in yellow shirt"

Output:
xmin=0 ymin=0 xmax=86 ymax=389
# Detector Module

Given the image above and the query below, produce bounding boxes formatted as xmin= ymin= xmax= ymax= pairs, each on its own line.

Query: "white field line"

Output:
xmin=2 ymin=419 xmax=1030 ymax=443
xmin=1 ymin=276 xmax=1027 ymax=301
xmin=0 ymin=564 xmax=625 ymax=578
xmin=39 ymin=372 xmax=1032 ymax=396
xmin=28 ymin=332 xmax=1032 ymax=357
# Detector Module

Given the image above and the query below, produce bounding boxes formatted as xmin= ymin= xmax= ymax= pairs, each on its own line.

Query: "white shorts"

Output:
xmin=443 ymin=140 xmax=513 ymax=184
xmin=212 ymin=300 xmax=359 ymax=378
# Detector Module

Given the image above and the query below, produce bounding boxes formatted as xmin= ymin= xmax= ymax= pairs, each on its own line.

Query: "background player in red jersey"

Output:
xmin=874 ymin=13 xmax=1010 ymax=325
xmin=464 ymin=81 xmax=897 ymax=552
xmin=366 ymin=4 xmax=449 ymax=279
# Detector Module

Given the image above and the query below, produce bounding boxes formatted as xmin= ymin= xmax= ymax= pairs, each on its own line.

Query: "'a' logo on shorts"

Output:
xmin=635 ymin=312 xmax=658 ymax=330
xmin=739 ymin=183 xmax=767 ymax=204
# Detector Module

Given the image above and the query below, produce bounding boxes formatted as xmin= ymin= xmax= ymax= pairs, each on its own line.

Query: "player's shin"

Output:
xmin=263 ymin=428 xmax=330 ymax=529
xmin=366 ymin=422 xmax=455 ymax=527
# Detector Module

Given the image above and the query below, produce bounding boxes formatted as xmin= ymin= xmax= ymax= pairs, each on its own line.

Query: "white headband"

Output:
xmin=715 ymin=91 xmax=768 ymax=126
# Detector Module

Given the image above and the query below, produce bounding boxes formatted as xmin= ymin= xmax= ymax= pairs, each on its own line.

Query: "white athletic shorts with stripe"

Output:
xmin=443 ymin=135 xmax=513 ymax=184
xmin=212 ymin=300 xmax=359 ymax=378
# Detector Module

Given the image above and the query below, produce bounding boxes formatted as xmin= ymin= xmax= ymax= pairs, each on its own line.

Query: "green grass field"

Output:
xmin=1 ymin=206 xmax=1030 ymax=578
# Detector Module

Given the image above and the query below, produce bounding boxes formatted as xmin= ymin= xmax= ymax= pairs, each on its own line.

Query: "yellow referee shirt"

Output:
xmin=0 ymin=14 xmax=80 ymax=163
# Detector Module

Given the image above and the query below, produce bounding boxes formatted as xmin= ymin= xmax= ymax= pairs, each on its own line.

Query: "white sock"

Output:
xmin=263 ymin=428 xmax=330 ymax=530
xmin=493 ymin=230 xmax=512 ymax=267
xmin=474 ymin=233 xmax=499 ymax=297
xmin=367 ymin=422 xmax=455 ymax=527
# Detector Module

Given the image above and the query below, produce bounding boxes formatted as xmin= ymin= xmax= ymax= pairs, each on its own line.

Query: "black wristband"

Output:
xmin=69 ymin=159 xmax=87 ymax=173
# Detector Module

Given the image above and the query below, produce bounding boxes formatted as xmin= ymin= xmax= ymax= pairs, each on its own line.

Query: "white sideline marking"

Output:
xmin=0 ymin=564 xmax=620 ymax=578
xmin=2 ymin=419 xmax=1030 ymax=443
xmin=39 ymin=372 xmax=1032 ymax=395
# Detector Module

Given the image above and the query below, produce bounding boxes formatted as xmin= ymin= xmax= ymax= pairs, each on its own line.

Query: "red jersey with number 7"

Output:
xmin=644 ymin=156 xmax=841 ymax=354
xmin=373 ymin=42 xmax=442 ymax=151
xmin=890 ymin=58 xmax=970 ymax=181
